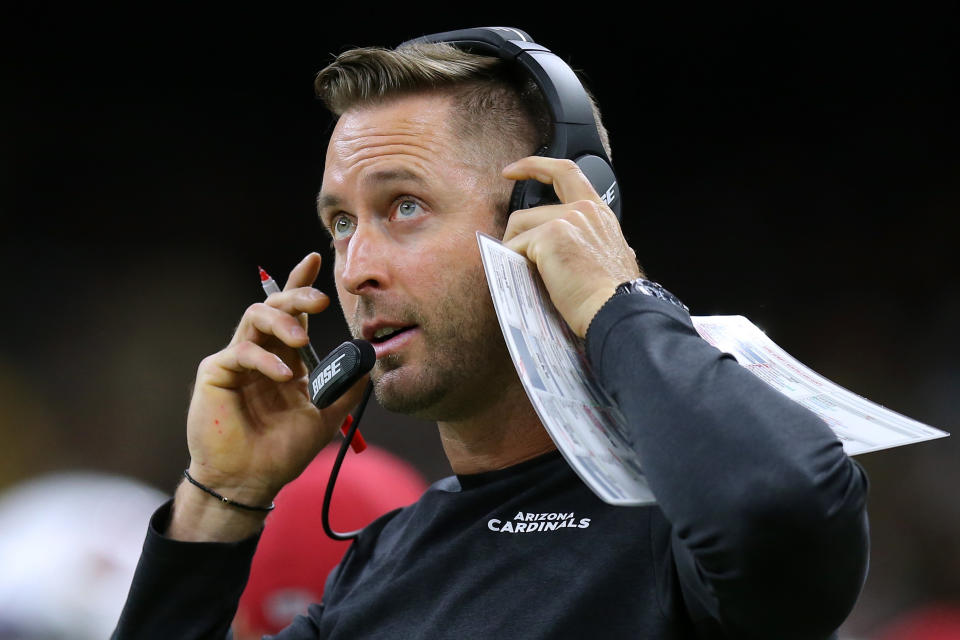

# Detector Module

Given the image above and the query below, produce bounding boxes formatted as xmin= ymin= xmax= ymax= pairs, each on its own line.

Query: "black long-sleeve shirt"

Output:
xmin=114 ymin=293 xmax=869 ymax=639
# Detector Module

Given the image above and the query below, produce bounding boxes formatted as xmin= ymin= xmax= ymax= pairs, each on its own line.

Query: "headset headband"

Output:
xmin=400 ymin=27 xmax=622 ymax=219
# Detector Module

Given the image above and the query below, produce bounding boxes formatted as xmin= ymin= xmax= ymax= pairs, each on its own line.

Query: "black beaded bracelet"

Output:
xmin=182 ymin=469 xmax=276 ymax=512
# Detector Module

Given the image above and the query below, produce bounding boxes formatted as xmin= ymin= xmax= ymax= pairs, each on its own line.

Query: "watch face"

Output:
xmin=619 ymin=279 xmax=688 ymax=312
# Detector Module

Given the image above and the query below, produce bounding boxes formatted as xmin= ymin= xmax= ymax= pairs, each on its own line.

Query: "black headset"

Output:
xmin=401 ymin=27 xmax=622 ymax=220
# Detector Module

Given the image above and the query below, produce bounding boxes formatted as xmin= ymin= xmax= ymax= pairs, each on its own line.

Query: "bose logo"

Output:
xmin=312 ymin=354 xmax=347 ymax=397
xmin=600 ymin=181 xmax=617 ymax=206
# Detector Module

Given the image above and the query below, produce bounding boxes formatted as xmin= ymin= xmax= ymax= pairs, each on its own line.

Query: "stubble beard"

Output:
xmin=346 ymin=263 xmax=515 ymax=422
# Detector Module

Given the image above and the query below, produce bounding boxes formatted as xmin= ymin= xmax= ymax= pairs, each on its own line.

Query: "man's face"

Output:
xmin=317 ymin=93 xmax=516 ymax=421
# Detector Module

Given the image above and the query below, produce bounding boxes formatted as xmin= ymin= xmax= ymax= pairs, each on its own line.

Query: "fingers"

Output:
xmin=502 ymin=200 xmax=607 ymax=244
xmin=502 ymin=156 xmax=604 ymax=207
xmin=283 ymin=252 xmax=325 ymax=329
xmin=501 ymin=156 xmax=620 ymax=246
xmin=200 ymin=341 xmax=295 ymax=388
xmin=284 ymin=252 xmax=323 ymax=291
xmin=262 ymin=286 xmax=330 ymax=316
xmin=326 ymin=373 xmax=370 ymax=416
xmin=232 ymin=289 xmax=329 ymax=347
xmin=504 ymin=218 xmax=587 ymax=273
xmin=204 ymin=252 xmax=334 ymax=389
xmin=234 ymin=252 xmax=331 ymax=346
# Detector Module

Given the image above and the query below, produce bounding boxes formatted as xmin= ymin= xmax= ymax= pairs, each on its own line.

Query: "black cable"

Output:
xmin=322 ymin=381 xmax=374 ymax=541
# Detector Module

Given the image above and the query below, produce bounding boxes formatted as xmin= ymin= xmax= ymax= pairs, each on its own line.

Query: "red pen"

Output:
xmin=259 ymin=266 xmax=367 ymax=453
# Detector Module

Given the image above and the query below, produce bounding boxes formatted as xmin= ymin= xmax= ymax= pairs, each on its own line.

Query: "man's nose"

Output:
xmin=339 ymin=222 xmax=390 ymax=296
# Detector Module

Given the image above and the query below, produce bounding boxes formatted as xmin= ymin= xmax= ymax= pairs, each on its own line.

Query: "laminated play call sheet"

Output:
xmin=477 ymin=233 xmax=949 ymax=506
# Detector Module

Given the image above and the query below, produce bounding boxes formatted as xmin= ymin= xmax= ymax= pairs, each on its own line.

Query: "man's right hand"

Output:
xmin=168 ymin=252 xmax=367 ymax=542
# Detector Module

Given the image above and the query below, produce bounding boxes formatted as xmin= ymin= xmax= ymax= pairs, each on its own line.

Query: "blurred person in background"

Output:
xmin=231 ymin=445 xmax=427 ymax=638
xmin=871 ymin=603 xmax=960 ymax=640
xmin=0 ymin=472 xmax=165 ymax=639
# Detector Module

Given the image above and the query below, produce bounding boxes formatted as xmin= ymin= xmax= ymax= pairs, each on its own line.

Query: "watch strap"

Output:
xmin=612 ymin=278 xmax=689 ymax=312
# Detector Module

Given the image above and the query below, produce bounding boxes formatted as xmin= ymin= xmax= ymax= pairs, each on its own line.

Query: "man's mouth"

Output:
xmin=359 ymin=320 xmax=420 ymax=356
xmin=370 ymin=325 xmax=417 ymax=343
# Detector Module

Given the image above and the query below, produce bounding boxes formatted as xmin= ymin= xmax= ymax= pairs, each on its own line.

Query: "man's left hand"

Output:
xmin=501 ymin=156 xmax=641 ymax=338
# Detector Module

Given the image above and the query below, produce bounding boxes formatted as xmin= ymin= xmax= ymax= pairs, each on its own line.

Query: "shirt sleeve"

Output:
xmin=111 ymin=500 xmax=261 ymax=640
xmin=586 ymin=293 xmax=870 ymax=640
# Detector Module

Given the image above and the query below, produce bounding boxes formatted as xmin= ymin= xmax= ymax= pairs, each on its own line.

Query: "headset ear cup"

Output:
xmin=574 ymin=154 xmax=621 ymax=220
xmin=508 ymin=146 xmax=551 ymax=215
xmin=509 ymin=179 xmax=530 ymax=214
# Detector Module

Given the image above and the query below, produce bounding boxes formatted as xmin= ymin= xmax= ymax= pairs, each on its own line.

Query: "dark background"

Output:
xmin=2 ymin=5 xmax=957 ymax=637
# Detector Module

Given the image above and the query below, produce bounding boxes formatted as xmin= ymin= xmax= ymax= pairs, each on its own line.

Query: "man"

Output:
xmin=114 ymin=34 xmax=869 ymax=639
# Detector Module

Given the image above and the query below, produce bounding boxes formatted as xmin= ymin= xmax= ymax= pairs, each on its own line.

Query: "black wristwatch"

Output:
xmin=612 ymin=278 xmax=689 ymax=312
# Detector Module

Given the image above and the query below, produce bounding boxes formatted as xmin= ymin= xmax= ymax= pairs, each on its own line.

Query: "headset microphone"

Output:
xmin=316 ymin=339 xmax=376 ymax=542
xmin=309 ymin=339 xmax=376 ymax=409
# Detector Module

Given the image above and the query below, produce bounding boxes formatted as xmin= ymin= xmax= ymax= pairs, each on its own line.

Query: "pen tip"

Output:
xmin=258 ymin=266 xmax=270 ymax=282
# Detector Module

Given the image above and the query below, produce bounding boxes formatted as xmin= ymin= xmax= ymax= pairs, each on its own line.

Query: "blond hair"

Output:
xmin=315 ymin=42 xmax=610 ymax=218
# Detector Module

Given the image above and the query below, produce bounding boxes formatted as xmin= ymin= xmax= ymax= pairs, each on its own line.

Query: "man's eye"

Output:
xmin=332 ymin=215 xmax=355 ymax=239
xmin=395 ymin=199 xmax=424 ymax=219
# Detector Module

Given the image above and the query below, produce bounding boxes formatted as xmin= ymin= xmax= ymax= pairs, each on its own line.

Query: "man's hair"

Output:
xmin=314 ymin=42 xmax=611 ymax=221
